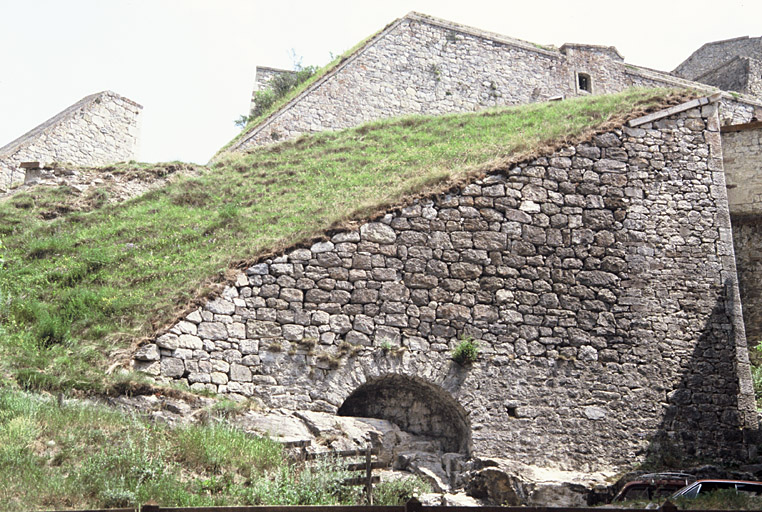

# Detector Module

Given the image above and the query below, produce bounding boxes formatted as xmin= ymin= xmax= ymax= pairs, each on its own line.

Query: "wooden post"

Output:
xmin=142 ymin=503 xmax=160 ymax=512
xmin=659 ymin=500 xmax=678 ymax=512
xmin=406 ymin=496 xmax=423 ymax=512
xmin=365 ymin=443 xmax=373 ymax=504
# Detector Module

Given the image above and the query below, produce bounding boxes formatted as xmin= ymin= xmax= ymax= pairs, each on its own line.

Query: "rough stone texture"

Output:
xmin=723 ymin=123 xmax=762 ymax=215
xmin=139 ymin=99 xmax=757 ymax=470
xmin=674 ymin=36 xmax=762 ymax=97
xmin=722 ymin=123 xmax=762 ymax=345
xmin=732 ymin=218 xmax=762 ymax=345
xmin=0 ymin=91 xmax=142 ymax=191
xmin=228 ymin=12 xmax=761 ymax=154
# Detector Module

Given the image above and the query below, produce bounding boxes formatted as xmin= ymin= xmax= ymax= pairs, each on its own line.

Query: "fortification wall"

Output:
xmin=674 ymin=36 xmax=762 ymax=80
xmin=229 ymin=13 xmax=762 ymax=155
xmin=234 ymin=15 xmax=569 ymax=149
xmin=722 ymin=122 xmax=762 ymax=344
xmin=0 ymin=91 xmax=141 ymax=191
xmin=723 ymin=122 xmax=762 ymax=215
xmin=696 ymin=57 xmax=750 ymax=94
xmin=733 ymin=218 xmax=762 ymax=345
xmin=138 ymin=97 xmax=757 ymax=469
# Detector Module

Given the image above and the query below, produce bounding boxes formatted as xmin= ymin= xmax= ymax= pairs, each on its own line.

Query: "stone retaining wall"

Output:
xmin=138 ymin=97 xmax=757 ymax=470
xmin=0 ymin=91 xmax=141 ymax=190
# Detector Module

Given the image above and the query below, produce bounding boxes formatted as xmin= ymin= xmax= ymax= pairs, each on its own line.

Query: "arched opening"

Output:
xmin=337 ymin=374 xmax=472 ymax=455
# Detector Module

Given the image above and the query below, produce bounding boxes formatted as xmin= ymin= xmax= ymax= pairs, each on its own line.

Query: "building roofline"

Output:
xmin=403 ymin=11 xmax=561 ymax=58
xmin=256 ymin=66 xmax=296 ymax=74
xmin=672 ymin=36 xmax=761 ymax=74
xmin=628 ymin=93 xmax=722 ymax=127
xmin=0 ymin=91 xmax=142 ymax=158
xmin=559 ymin=43 xmax=624 ymax=61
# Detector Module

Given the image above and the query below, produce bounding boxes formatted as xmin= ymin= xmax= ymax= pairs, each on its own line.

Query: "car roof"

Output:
xmin=692 ymin=479 xmax=762 ymax=485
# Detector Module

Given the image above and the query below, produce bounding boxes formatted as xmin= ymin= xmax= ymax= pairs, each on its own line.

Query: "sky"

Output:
xmin=1 ymin=0 xmax=761 ymax=164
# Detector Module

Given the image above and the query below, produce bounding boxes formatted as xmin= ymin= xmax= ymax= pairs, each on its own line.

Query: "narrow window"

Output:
xmin=578 ymin=72 xmax=592 ymax=93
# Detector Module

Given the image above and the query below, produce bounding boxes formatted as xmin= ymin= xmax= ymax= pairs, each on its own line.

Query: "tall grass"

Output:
xmin=0 ymin=389 xmax=427 ymax=509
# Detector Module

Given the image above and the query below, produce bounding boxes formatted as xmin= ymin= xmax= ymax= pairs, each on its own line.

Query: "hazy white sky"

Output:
xmin=1 ymin=0 xmax=760 ymax=164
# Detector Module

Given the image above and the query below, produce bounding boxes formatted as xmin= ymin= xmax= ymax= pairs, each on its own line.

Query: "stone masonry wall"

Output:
xmin=674 ymin=36 xmax=762 ymax=82
xmin=696 ymin=57 xmax=751 ymax=95
xmin=229 ymin=12 xmax=762 ymax=154
xmin=723 ymin=122 xmax=762 ymax=345
xmin=732 ymin=218 xmax=762 ymax=345
xmin=722 ymin=123 xmax=762 ymax=215
xmin=0 ymin=91 xmax=141 ymax=191
xmin=138 ymin=98 xmax=757 ymax=470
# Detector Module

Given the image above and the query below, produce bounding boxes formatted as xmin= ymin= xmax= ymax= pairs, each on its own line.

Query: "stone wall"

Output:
xmin=229 ymin=12 xmax=762 ymax=154
xmin=138 ymin=97 xmax=757 ymax=470
xmin=732 ymin=218 xmax=762 ymax=345
xmin=696 ymin=57 xmax=751 ymax=94
xmin=0 ymin=91 xmax=141 ymax=191
xmin=723 ymin=122 xmax=762 ymax=344
xmin=722 ymin=122 xmax=762 ymax=215
xmin=674 ymin=36 xmax=762 ymax=81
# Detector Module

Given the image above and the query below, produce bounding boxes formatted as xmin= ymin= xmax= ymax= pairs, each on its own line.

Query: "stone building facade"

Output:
xmin=227 ymin=12 xmax=762 ymax=154
xmin=0 ymin=91 xmax=142 ymax=191
xmin=137 ymin=96 xmax=757 ymax=470
xmin=674 ymin=36 xmax=762 ymax=97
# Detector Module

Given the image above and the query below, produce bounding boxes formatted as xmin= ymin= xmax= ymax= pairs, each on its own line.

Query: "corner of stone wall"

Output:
xmin=705 ymin=101 xmax=760 ymax=433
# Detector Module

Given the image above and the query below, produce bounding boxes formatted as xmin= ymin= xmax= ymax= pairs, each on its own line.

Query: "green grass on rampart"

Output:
xmin=0 ymin=88 xmax=677 ymax=394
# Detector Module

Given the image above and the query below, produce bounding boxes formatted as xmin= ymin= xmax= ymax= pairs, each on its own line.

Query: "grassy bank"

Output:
xmin=0 ymin=88 xmax=678 ymax=394
xmin=0 ymin=389 xmax=428 ymax=510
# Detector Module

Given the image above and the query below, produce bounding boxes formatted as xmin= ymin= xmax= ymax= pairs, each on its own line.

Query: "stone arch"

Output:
xmin=337 ymin=374 xmax=472 ymax=455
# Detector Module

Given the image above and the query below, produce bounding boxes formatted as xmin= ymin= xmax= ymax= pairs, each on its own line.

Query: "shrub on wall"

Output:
xmin=236 ymin=65 xmax=318 ymax=128
xmin=452 ymin=336 xmax=479 ymax=366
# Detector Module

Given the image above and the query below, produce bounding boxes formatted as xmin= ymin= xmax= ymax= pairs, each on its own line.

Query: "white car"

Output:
xmin=671 ymin=479 xmax=762 ymax=499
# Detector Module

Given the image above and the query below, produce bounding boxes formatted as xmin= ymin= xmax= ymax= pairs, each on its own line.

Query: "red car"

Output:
xmin=613 ymin=473 xmax=695 ymax=503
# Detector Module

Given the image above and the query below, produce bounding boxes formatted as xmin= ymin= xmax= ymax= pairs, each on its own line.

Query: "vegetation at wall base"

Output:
xmin=0 ymin=88 xmax=682 ymax=396
xmin=0 ymin=389 xmax=428 ymax=510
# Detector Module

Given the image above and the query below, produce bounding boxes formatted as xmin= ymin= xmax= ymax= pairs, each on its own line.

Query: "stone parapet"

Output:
xmin=0 ymin=91 xmax=142 ymax=191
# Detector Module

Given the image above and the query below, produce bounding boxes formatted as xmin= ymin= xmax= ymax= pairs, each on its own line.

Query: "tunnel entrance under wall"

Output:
xmin=337 ymin=374 xmax=472 ymax=455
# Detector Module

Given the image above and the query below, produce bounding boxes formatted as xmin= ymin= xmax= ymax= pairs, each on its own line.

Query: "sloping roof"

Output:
xmin=0 ymin=91 xmax=142 ymax=158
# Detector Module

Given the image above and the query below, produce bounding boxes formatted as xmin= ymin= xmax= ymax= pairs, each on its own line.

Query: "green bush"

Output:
xmin=373 ymin=476 xmax=430 ymax=505
xmin=237 ymin=65 xmax=318 ymax=127
xmin=452 ymin=336 xmax=479 ymax=365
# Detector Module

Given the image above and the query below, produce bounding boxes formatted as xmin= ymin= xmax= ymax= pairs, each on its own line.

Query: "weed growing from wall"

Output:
xmin=452 ymin=335 xmax=479 ymax=366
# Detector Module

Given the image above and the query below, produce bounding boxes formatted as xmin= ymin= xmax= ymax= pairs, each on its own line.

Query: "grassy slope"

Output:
xmin=0 ymin=389 xmax=428 ymax=510
xmin=0 ymin=88 xmax=678 ymax=395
